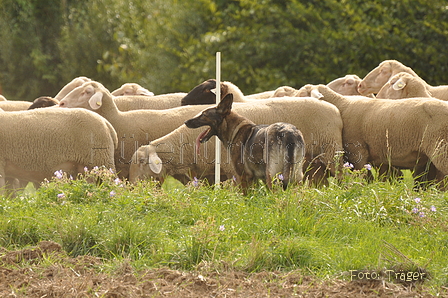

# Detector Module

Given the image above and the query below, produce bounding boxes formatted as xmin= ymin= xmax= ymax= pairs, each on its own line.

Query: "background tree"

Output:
xmin=0 ymin=0 xmax=447 ymax=100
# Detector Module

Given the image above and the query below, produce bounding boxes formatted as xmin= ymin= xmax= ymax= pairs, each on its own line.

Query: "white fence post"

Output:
xmin=215 ymin=52 xmax=221 ymax=186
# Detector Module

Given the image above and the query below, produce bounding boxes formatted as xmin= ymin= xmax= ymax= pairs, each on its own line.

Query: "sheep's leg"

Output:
xmin=265 ymin=172 xmax=273 ymax=190
xmin=304 ymin=161 xmax=327 ymax=187
xmin=434 ymin=169 xmax=448 ymax=190
xmin=413 ymin=162 xmax=437 ymax=189
xmin=373 ymin=164 xmax=403 ymax=182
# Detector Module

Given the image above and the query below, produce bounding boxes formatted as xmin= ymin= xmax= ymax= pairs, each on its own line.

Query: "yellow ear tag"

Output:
xmin=96 ymin=102 xmax=102 ymax=106
xmin=396 ymin=82 xmax=404 ymax=88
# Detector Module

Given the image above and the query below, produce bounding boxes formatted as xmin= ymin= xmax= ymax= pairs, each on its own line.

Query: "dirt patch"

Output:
xmin=0 ymin=241 xmax=443 ymax=297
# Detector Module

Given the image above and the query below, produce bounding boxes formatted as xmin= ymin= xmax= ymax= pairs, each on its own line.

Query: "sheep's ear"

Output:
xmin=311 ymin=89 xmax=324 ymax=99
xmin=88 ymin=91 xmax=104 ymax=110
xmin=137 ymin=88 xmax=154 ymax=96
xmin=148 ymin=153 xmax=163 ymax=174
xmin=392 ymin=79 xmax=406 ymax=90
xmin=216 ymin=93 xmax=233 ymax=116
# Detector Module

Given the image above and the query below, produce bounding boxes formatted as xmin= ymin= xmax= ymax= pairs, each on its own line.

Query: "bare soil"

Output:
xmin=0 ymin=241 xmax=444 ymax=297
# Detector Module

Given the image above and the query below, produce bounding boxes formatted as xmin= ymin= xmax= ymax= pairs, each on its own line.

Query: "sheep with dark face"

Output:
xmin=28 ymin=96 xmax=60 ymax=110
xmin=181 ymin=79 xmax=274 ymax=106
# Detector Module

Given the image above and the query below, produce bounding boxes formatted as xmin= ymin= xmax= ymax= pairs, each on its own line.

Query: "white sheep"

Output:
xmin=58 ymin=81 xmax=209 ymax=179
xmin=0 ymin=108 xmax=117 ymax=193
xmin=54 ymin=76 xmax=92 ymax=100
xmin=298 ymin=84 xmax=448 ymax=186
xmin=111 ymin=83 xmax=154 ymax=97
xmin=130 ymin=97 xmax=344 ymax=186
xmin=358 ymin=60 xmax=448 ymax=100
xmin=0 ymin=101 xmax=32 ymax=111
xmin=245 ymin=90 xmax=276 ymax=99
xmin=326 ymin=74 xmax=375 ymax=97
xmin=113 ymin=92 xmax=187 ymax=111
xmin=376 ymin=72 xmax=433 ymax=99
xmin=0 ymin=95 xmax=6 ymax=101
xmin=272 ymin=75 xmax=373 ymax=98
xmin=271 ymin=86 xmax=300 ymax=97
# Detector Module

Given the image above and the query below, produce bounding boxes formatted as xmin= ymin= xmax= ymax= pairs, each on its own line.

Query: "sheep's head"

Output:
xmin=129 ymin=145 xmax=163 ymax=183
xmin=111 ymin=83 xmax=154 ymax=97
xmin=296 ymin=84 xmax=328 ymax=100
xmin=358 ymin=60 xmax=419 ymax=96
xmin=327 ymin=75 xmax=362 ymax=96
xmin=376 ymin=72 xmax=430 ymax=99
xmin=59 ymin=81 xmax=107 ymax=111
xmin=55 ymin=76 xmax=92 ymax=100
xmin=181 ymin=79 xmax=228 ymax=105
xmin=272 ymin=86 xmax=299 ymax=97
xmin=28 ymin=96 xmax=59 ymax=110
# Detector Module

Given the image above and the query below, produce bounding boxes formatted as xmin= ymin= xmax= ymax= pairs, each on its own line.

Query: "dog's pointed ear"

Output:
xmin=216 ymin=93 xmax=233 ymax=116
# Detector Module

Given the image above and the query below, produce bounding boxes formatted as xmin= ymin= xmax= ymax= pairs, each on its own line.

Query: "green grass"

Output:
xmin=0 ymin=166 xmax=447 ymax=293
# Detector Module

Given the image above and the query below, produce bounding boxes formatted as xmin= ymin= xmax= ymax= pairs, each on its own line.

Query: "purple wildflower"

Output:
xmin=343 ymin=162 xmax=354 ymax=169
xmin=114 ymin=177 xmax=122 ymax=185
xmin=412 ymin=207 xmax=419 ymax=213
xmin=414 ymin=197 xmax=421 ymax=204
xmin=419 ymin=212 xmax=425 ymax=218
xmin=109 ymin=190 xmax=116 ymax=197
xmin=430 ymin=206 xmax=437 ymax=212
xmin=54 ymin=170 xmax=63 ymax=179
xmin=364 ymin=164 xmax=372 ymax=171
xmin=193 ymin=177 xmax=199 ymax=187
xmin=57 ymin=193 xmax=65 ymax=199
xmin=277 ymin=174 xmax=284 ymax=181
xmin=219 ymin=225 xmax=225 ymax=231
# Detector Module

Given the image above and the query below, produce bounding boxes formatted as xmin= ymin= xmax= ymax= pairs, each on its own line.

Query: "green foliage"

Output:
xmin=0 ymin=0 xmax=63 ymax=99
xmin=0 ymin=0 xmax=447 ymax=99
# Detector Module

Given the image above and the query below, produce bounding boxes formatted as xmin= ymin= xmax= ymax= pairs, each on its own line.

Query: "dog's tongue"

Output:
xmin=195 ymin=128 xmax=210 ymax=155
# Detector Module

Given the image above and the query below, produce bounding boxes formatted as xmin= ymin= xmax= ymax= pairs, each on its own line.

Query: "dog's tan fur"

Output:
xmin=185 ymin=94 xmax=305 ymax=193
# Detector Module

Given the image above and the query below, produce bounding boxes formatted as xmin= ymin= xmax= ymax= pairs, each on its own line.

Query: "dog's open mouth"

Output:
xmin=195 ymin=127 xmax=213 ymax=155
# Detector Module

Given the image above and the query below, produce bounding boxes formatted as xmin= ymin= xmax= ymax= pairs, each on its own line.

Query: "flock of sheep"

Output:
xmin=1 ymin=59 xmax=448 ymax=194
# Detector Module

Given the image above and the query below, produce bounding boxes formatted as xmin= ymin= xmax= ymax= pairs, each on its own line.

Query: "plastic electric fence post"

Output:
xmin=215 ymin=52 xmax=221 ymax=186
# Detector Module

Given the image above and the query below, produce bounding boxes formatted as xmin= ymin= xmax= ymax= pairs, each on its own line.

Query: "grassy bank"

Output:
xmin=0 ymin=167 xmax=447 ymax=294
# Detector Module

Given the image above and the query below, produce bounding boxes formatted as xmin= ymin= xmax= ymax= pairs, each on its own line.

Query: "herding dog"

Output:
xmin=184 ymin=93 xmax=305 ymax=192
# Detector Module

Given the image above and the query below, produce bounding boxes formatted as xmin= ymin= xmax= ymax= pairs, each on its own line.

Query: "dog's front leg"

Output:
xmin=238 ymin=172 xmax=251 ymax=195
xmin=265 ymin=172 xmax=273 ymax=190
